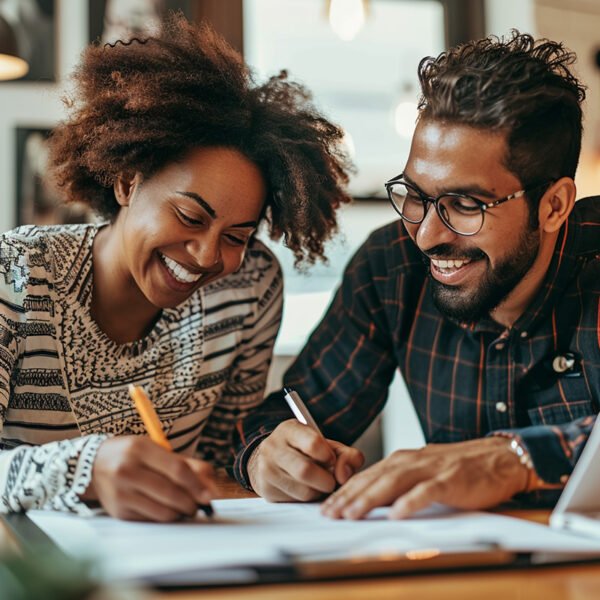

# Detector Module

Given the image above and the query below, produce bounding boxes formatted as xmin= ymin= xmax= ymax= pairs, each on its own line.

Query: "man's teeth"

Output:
xmin=160 ymin=253 xmax=202 ymax=284
xmin=431 ymin=258 xmax=472 ymax=271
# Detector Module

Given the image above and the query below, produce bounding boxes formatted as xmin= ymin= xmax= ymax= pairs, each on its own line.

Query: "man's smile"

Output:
xmin=429 ymin=256 xmax=484 ymax=286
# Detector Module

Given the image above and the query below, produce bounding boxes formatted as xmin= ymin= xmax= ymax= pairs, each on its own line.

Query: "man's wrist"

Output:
xmin=492 ymin=433 xmax=550 ymax=493
xmin=246 ymin=442 xmax=263 ymax=492
xmin=504 ymin=437 xmax=536 ymax=493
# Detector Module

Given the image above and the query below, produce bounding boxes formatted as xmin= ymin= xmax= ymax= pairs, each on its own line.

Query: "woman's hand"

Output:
xmin=82 ymin=436 xmax=217 ymax=521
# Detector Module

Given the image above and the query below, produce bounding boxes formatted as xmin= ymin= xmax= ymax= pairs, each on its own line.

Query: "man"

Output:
xmin=231 ymin=32 xmax=600 ymax=519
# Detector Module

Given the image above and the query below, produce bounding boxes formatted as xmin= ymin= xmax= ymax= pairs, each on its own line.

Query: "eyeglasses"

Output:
xmin=384 ymin=174 xmax=550 ymax=236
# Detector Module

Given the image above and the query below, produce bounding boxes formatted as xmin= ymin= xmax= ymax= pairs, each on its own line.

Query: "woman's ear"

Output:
xmin=538 ymin=177 xmax=576 ymax=234
xmin=114 ymin=172 xmax=141 ymax=208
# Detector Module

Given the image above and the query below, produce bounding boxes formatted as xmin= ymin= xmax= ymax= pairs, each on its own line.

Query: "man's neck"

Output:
xmin=490 ymin=231 xmax=559 ymax=329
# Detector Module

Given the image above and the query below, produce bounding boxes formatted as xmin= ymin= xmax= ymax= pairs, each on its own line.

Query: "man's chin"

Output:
xmin=430 ymin=280 xmax=492 ymax=323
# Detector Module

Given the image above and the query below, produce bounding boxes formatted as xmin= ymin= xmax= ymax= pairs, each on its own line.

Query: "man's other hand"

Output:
xmin=321 ymin=437 xmax=530 ymax=519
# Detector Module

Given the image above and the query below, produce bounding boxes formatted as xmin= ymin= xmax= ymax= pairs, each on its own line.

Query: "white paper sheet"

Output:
xmin=27 ymin=498 xmax=600 ymax=583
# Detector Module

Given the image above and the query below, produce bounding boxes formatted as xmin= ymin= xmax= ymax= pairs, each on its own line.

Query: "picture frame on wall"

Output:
xmin=15 ymin=127 xmax=95 ymax=227
xmin=0 ymin=0 xmax=56 ymax=82
xmin=88 ymin=0 xmax=193 ymax=46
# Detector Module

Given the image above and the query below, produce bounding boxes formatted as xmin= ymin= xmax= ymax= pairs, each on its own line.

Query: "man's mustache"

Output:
xmin=421 ymin=244 xmax=487 ymax=263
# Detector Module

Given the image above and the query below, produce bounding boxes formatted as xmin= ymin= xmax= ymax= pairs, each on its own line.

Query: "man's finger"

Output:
xmin=389 ymin=478 xmax=448 ymax=519
xmin=321 ymin=468 xmax=382 ymax=518
xmin=277 ymin=471 xmax=331 ymax=502
xmin=286 ymin=422 xmax=336 ymax=466
xmin=330 ymin=444 xmax=364 ymax=485
xmin=323 ymin=462 xmax=431 ymax=519
xmin=281 ymin=450 xmax=336 ymax=494
xmin=337 ymin=474 xmax=415 ymax=520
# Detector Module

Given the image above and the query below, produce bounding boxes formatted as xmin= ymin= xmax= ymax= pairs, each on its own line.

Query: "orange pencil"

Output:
xmin=129 ymin=384 xmax=172 ymax=451
xmin=128 ymin=384 xmax=214 ymax=516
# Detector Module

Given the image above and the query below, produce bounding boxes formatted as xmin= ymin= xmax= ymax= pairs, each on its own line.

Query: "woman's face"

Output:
xmin=114 ymin=146 xmax=266 ymax=309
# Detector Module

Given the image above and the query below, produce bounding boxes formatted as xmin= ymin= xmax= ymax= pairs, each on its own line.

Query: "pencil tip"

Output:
xmin=199 ymin=503 xmax=214 ymax=517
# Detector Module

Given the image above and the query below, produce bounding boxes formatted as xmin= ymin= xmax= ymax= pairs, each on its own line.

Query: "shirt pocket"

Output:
xmin=525 ymin=377 xmax=594 ymax=426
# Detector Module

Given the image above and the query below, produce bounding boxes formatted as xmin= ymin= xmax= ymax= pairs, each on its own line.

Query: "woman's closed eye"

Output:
xmin=176 ymin=208 xmax=205 ymax=227
xmin=224 ymin=233 xmax=250 ymax=246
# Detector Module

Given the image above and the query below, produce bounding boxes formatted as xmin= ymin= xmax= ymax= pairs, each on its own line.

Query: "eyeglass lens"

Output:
xmin=388 ymin=182 xmax=484 ymax=235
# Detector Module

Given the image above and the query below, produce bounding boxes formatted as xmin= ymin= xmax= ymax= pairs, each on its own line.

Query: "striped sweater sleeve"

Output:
xmin=0 ymin=286 xmax=106 ymax=515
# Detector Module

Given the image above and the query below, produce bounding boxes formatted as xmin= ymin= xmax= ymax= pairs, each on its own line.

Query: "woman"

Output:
xmin=0 ymin=16 xmax=351 ymax=521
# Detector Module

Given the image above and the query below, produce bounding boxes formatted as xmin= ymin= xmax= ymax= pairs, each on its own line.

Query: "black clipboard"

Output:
xmin=2 ymin=512 xmax=600 ymax=590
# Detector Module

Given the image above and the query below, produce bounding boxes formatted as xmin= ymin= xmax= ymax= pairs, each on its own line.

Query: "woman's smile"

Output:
xmin=159 ymin=252 xmax=204 ymax=284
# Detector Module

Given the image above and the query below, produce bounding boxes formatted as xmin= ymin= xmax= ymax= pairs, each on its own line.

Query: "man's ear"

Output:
xmin=113 ymin=172 xmax=141 ymax=208
xmin=538 ymin=177 xmax=576 ymax=234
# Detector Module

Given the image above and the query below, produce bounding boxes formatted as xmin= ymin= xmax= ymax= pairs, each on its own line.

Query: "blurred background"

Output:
xmin=0 ymin=0 xmax=598 ymax=464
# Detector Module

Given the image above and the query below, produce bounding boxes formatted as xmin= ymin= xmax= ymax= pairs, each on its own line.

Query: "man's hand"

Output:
xmin=83 ymin=436 xmax=218 ymax=521
xmin=321 ymin=437 xmax=530 ymax=519
xmin=247 ymin=420 xmax=364 ymax=502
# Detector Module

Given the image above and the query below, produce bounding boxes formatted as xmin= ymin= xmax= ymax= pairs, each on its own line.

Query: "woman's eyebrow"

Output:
xmin=230 ymin=221 xmax=258 ymax=229
xmin=176 ymin=191 xmax=257 ymax=228
xmin=176 ymin=191 xmax=217 ymax=218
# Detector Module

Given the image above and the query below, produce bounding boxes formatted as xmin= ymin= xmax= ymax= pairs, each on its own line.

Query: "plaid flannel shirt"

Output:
xmin=232 ymin=197 xmax=600 ymax=504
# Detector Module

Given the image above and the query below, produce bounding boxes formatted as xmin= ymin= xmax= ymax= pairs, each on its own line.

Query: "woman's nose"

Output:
xmin=186 ymin=236 xmax=221 ymax=269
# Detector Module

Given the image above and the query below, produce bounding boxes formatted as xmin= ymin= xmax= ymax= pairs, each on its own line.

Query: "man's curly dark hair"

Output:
xmin=417 ymin=31 xmax=586 ymax=226
xmin=48 ymin=15 xmax=353 ymax=266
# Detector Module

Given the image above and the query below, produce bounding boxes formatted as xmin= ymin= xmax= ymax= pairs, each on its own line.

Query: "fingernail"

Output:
xmin=343 ymin=465 xmax=353 ymax=480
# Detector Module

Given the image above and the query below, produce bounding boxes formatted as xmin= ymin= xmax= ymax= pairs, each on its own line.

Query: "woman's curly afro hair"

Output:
xmin=48 ymin=14 xmax=353 ymax=266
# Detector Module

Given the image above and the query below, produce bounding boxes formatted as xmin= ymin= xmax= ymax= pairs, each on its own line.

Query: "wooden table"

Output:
xmin=2 ymin=473 xmax=600 ymax=600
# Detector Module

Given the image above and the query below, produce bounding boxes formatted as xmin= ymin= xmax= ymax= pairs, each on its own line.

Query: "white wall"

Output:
xmin=0 ymin=1 xmax=87 ymax=233
xmin=484 ymin=0 xmax=535 ymax=37
xmin=535 ymin=0 xmax=600 ymax=199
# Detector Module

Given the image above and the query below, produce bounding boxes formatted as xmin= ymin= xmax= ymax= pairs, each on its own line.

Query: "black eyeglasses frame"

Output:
xmin=384 ymin=173 xmax=552 ymax=236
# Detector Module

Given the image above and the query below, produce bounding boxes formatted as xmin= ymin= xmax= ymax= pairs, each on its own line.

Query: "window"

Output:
xmin=244 ymin=0 xmax=445 ymax=198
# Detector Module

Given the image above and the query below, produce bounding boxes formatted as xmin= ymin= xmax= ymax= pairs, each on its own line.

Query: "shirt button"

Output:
xmin=495 ymin=343 xmax=505 ymax=351
xmin=520 ymin=331 xmax=528 ymax=339
xmin=495 ymin=402 xmax=508 ymax=413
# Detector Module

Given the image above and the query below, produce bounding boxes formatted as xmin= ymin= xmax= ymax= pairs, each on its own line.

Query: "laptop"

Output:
xmin=550 ymin=416 xmax=600 ymax=538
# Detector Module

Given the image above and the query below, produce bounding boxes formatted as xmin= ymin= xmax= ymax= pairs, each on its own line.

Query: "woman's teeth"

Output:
xmin=160 ymin=253 xmax=202 ymax=284
xmin=431 ymin=257 xmax=472 ymax=272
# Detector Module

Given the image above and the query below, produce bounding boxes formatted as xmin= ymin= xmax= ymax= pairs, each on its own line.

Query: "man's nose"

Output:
xmin=186 ymin=235 xmax=222 ymax=270
xmin=415 ymin=203 xmax=458 ymax=252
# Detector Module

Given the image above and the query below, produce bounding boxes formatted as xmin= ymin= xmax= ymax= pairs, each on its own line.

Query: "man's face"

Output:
xmin=402 ymin=119 xmax=540 ymax=323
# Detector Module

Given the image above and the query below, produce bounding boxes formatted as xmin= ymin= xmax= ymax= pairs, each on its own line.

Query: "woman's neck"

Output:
xmin=90 ymin=223 xmax=162 ymax=344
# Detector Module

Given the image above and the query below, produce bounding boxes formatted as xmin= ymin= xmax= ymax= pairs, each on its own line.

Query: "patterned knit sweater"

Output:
xmin=0 ymin=224 xmax=283 ymax=514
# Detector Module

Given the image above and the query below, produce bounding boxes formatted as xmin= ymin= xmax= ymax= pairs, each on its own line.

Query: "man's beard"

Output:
xmin=426 ymin=227 xmax=541 ymax=323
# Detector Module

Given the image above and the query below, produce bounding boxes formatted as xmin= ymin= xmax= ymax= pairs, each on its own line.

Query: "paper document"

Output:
xmin=27 ymin=498 xmax=600 ymax=583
